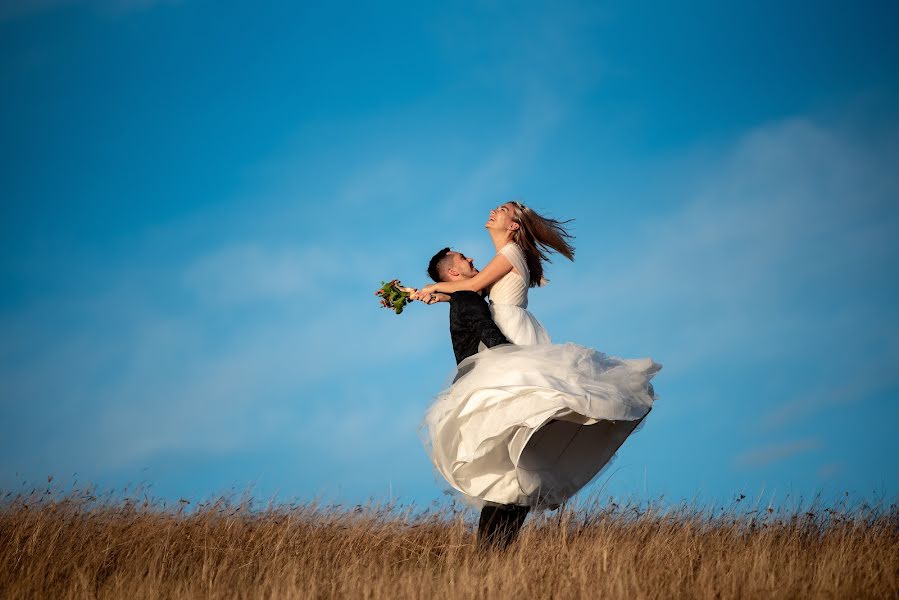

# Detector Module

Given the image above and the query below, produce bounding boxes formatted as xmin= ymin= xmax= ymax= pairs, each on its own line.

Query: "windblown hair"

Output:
xmin=427 ymin=247 xmax=452 ymax=283
xmin=508 ymin=201 xmax=575 ymax=287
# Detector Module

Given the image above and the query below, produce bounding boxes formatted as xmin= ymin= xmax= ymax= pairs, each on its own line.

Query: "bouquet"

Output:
xmin=375 ymin=279 xmax=417 ymax=314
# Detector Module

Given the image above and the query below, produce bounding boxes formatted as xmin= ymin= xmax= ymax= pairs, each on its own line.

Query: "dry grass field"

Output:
xmin=1 ymin=486 xmax=896 ymax=599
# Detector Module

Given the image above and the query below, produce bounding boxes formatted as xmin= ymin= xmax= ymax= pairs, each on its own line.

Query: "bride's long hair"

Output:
xmin=509 ymin=201 xmax=575 ymax=287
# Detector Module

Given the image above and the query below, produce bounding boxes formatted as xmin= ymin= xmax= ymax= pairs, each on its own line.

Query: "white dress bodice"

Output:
xmin=486 ymin=243 xmax=551 ymax=346
xmin=488 ymin=243 xmax=530 ymax=308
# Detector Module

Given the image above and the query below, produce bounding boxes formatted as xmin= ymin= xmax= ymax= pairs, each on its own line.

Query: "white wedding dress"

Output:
xmin=423 ymin=242 xmax=661 ymax=508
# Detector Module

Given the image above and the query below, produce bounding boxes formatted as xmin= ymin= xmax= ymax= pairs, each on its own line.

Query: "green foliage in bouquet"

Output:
xmin=375 ymin=279 xmax=413 ymax=314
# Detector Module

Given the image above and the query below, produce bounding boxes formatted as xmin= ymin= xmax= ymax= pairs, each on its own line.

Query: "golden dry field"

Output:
xmin=1 ymin=487 xmax=896 ymax=599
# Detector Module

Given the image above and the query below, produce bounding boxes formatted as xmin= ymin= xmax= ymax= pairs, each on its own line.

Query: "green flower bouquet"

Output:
xmin=375 ymin=279 xmax=417 ymax=314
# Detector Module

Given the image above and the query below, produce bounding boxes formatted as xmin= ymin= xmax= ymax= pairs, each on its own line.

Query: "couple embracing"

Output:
xmin=410 ymin=202 xmax=660 ymax=550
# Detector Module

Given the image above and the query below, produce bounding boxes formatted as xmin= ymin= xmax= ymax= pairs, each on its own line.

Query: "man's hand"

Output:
xmin=411 ymin=290 xmax=449 ymax=304
xmin=428 ymin=292 xmax=450 ymax=304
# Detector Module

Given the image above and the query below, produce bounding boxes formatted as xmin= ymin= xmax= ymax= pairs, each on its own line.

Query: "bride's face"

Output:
xmin=486 ymin=203 xmax=520 ymax=233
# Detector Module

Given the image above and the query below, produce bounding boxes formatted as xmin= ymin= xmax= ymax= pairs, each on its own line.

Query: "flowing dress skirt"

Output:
xmin=422 ymin=343 xmax=660 ymax=508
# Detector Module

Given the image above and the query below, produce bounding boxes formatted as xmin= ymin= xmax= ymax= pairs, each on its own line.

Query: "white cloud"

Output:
xmin=735 ymin=438 xmax=822 ymax=468
xmin=72 ymin=115 xmax=893 ymax=477
xmin=335 ymin=159 xmax=416 ymax=209
xmin=817 ymin=461 xmax=846 ymax=480
xmin=563 ymin=117 xmax=899 ymax=375
xmin=430 ymin=3 xmax=606 ymax=216
xmin=760 ymin=358 xmax=899 ymax=431
xmin=182 ymin=243 xmax=342 ymax=306
xmin=0 ymin=237 xmax=449 ymax=475
xmin=23 ymin=312 xmax=441 ymax=473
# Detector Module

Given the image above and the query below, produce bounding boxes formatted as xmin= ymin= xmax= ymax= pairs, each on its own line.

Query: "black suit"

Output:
xmin=449 ymin=291 xmax=509 ymax=363
xmin=447 ymin=291 xmax=530 ymax=550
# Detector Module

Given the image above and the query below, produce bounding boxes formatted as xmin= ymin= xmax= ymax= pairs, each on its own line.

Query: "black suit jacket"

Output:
xmin=449 ymin=291 xmax=510 ymax=365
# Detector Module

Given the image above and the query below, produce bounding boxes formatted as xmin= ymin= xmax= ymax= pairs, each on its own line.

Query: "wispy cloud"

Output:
xmin=441 ymin=88 xmax=565 ymax=216
xmin=0 ymin=237 xmax=447 ymax=476
xmin=434 ymin=3 xmax=606 ymax=215
xmin=182 ymin=243 xmax=344 ymax=307
xmin=564 ymin=117 xmax=899 ymax=373
xmin=335 ymin=160 xmax=416 ymax=210
xmin=760 ymin=363 xmax=899 ymax=431
xmin=817 ymin=462 xmax=846 ymax=480
xmin=735 ymin=438 xmax=822 ymax=469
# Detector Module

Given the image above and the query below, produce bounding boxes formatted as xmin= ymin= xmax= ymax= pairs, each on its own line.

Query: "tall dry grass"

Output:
xmin=1 ymin=486 xmax=896 ymax=599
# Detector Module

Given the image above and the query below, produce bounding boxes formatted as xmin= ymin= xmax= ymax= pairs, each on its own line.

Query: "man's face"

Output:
xmin=446 ymin=250 xmax=478 ymax=280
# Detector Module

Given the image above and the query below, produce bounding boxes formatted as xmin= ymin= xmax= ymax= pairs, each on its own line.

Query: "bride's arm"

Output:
xmin=421 ymin=253 xmax=513 ymax=295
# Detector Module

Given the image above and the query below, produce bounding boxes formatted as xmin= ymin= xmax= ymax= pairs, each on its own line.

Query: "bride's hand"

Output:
xmin=420 ymin=283 xmax=439 ymax=296
xmin=409 ymin=289 xmax=430 ymax=302
xmin=410 ymin=289 xmax=445 ymax=305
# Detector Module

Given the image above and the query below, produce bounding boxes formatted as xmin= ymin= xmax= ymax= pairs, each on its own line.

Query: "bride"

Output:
xmin=417 ymin=201 xmax=661 ymax=510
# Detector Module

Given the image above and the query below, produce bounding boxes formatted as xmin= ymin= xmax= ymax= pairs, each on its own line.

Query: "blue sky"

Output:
xmin=2 ymin=0 xmax=897 ymax=509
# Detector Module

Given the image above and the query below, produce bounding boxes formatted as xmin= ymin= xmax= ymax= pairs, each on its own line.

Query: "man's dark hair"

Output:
xmin=427 ymin=247 xmax=452 ymax=283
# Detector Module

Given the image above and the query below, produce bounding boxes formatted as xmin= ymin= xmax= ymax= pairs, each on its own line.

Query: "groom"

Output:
xmin=419 ymin=247 xmax=531 ymax=551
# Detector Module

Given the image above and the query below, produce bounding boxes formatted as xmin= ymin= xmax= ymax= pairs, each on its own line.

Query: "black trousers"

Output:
xmin=477 ymin=503 xmax=531 ymax=550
